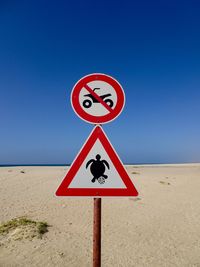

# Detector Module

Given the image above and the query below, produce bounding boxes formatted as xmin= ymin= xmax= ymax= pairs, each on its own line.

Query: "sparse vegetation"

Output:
xmin=132 ymin=171 xmax=140 ymax=174
xmin=0 ymin=217 xmax=49 ymax=239
xmin=159 ymin=181 xmax=170 ymax=185
xmin=129 ymin=197 xmax=141 ymax=201
xmin=37 ymin=222 xmax=48 ymax=235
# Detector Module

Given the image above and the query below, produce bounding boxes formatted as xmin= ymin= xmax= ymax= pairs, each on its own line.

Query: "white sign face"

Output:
xmin=69 ymin=139 xmax=126 ymax=189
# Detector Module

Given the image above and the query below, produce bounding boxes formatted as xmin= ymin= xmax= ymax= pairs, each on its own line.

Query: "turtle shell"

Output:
xmin=90 ymin=161 xmax=106 ymax=178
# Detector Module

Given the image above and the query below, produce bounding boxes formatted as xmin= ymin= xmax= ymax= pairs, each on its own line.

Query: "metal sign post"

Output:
xmin=93 ymin=198 xmax=101 ymax=267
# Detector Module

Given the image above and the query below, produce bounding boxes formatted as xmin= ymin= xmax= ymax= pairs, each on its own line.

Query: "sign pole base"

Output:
xmin=93 ymin=198 xmax=101 ymax=267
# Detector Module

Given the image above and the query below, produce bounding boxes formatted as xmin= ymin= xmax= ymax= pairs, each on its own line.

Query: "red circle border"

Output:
xmin=71 ymin=73 xmax=125 ymax=124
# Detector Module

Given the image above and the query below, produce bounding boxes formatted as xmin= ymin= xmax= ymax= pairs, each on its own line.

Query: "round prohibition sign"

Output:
xmin=71 ymin=73 xmax=125 ymax=124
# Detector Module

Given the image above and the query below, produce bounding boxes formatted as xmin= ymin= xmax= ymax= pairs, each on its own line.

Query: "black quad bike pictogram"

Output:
xmin=86 ymin=154 xmax=110 ymax=184
xmin=82 ymin=88 xmax=114 ymax=109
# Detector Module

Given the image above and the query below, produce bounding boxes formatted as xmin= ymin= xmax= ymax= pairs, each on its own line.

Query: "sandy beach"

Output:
xmin=0 ymin=164 xmax=200 ymax=267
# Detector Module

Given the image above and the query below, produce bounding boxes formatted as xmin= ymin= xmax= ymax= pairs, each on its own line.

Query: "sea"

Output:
xmin=0 ymin=164 xmax=70 ymax=167
xmin=0 ymin=162 xmax=173 ymax=167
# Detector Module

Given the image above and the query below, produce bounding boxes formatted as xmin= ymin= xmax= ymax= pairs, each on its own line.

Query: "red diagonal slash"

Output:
xmin=84 ymin=84 xmax=113 ymax=113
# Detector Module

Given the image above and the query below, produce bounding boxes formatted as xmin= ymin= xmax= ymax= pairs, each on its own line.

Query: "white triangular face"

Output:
xmin=69 ymin=139 xmax=126 ymax=188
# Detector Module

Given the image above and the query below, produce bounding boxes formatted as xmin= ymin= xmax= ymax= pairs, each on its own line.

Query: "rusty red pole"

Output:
xmin=93 ymin=198 xmax=101 ymax=267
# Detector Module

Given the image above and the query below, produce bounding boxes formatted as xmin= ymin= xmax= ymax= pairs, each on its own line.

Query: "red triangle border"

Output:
xmin=56 ymin=126 xmax=138 ymax=197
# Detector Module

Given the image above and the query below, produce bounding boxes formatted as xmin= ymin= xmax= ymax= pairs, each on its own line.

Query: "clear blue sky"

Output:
xmin=0 ymin=0 xmax=200 ymax=164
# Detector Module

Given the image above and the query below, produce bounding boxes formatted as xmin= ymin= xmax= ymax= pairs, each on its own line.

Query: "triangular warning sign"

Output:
xmin=56 ymin=126 xmax=138 ymax=197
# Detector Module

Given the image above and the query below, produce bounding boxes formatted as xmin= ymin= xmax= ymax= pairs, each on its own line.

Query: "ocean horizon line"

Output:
xmin=0 ymin=162 xmax=199 ymax=167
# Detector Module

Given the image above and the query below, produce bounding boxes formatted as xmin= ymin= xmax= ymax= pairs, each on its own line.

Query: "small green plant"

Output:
xmin=0 ymin=217 xmax=49 ymax=238
xmin=37 ymin=222 xmax=48 ymax=235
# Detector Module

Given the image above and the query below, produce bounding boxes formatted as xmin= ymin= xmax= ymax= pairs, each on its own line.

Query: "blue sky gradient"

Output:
xmin=0 ymin=0 xmax=200 ymax=164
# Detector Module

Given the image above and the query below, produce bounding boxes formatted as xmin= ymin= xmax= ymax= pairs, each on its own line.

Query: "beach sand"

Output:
xmin=0 ymin=164 xmax=200 ymax=267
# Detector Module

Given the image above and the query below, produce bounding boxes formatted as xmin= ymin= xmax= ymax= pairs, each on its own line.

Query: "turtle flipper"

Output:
xmin=91 ymin=177 xmax=96 ymax=183
xmin=86 ymin=159 xmax=94 ymax=169
xmin=102 ymin=160 xmax=110 ymax=169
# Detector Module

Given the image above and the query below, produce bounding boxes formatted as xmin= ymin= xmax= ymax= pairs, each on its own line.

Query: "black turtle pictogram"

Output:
xmin=86 ymin=154 xmax=110 ymax=183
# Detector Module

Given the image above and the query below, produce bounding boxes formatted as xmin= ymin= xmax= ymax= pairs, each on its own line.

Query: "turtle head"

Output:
xmin=96 ymin=154 xmax=101 ymax=160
